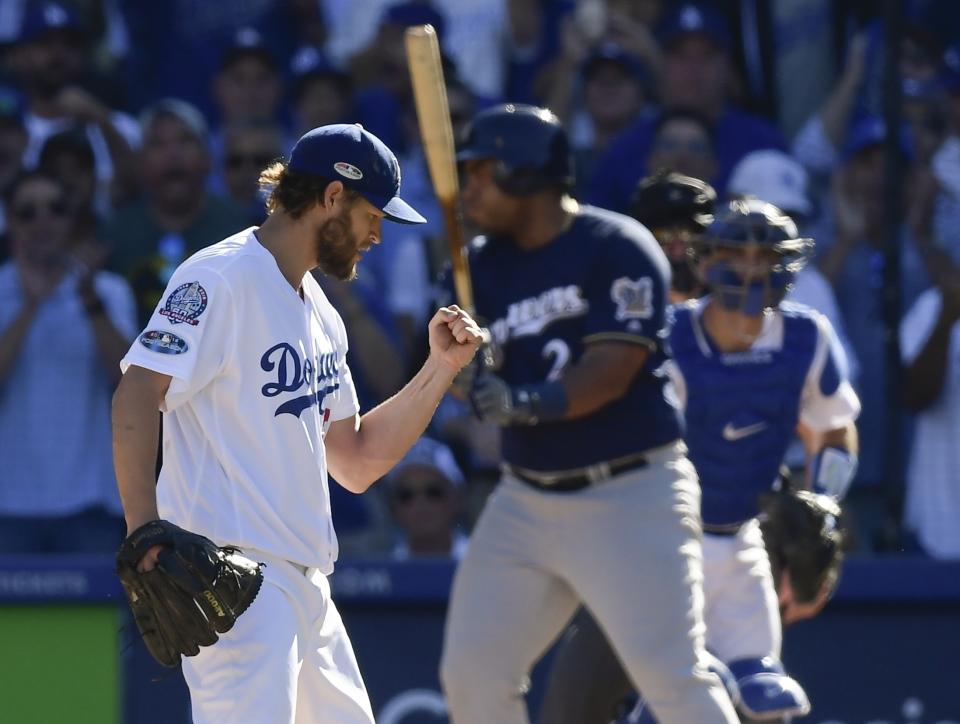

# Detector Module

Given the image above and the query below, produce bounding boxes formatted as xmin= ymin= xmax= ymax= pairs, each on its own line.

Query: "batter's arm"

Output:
xmin=469 ymin=341 xmax=650 ymax=426
xmin=558 ymin=341 xmax=651 ymax=419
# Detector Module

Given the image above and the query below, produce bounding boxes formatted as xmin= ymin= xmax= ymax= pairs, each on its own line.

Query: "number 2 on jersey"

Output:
xmin=542 ymin=339 xmax=570 ymax=381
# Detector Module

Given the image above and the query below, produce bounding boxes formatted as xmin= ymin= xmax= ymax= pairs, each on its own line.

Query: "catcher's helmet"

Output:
xmin=631 ymin=171 xmax=716 ymax=232
xmin=695 ymin=198 xmax=813 ymax=314
xmin=457 ymin=103 xmax=574 ymax=195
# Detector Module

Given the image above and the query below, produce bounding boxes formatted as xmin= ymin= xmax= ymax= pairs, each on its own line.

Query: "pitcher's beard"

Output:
xmin=315 ymin=207 xmax=361 ymax=281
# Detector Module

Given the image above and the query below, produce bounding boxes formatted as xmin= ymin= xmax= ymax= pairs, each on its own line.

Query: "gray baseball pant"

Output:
xmin=440 ymin=441 xmax=738 ymax=724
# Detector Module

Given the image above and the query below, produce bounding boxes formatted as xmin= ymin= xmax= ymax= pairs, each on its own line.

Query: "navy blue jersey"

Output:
xmin=466 ymin=205 xmax=681 ymax=472
xmin=668 ymin=300 xmax=828 ymax=526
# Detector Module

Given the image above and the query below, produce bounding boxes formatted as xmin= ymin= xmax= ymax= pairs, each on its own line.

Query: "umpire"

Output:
xmin=439 ymin=104 xmax=737 ymax=724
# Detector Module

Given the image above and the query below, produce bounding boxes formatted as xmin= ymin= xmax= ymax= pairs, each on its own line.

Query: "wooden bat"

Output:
xmin=404 ymin=24 xmax=475 ymax=315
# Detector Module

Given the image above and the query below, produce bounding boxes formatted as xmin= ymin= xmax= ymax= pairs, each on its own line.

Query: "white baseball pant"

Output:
xmin=182 ymin=550 xmax=375 ymax=724
xmin=701 ymin=519 xmax=781 ymax=663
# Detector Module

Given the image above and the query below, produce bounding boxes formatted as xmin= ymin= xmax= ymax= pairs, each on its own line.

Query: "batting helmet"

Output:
xmin=631 ymin=171 xmax=716 ymax=231
xmin=456 ymin=103 xmax=574 ymax=195
xmin=695 ymin=198 xmax=813 ymax=314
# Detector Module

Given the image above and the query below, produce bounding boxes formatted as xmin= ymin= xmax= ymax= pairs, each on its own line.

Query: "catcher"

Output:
xmin=538 ymin=199 xmax=859 ymax=724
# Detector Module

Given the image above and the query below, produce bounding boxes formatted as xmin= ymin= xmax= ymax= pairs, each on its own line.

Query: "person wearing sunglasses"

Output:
xmin=220 ymin=121 xmax=285 ymax=225
xmin=0 ymin=169 xmax=136 ymax=554
xmin=386 ymin=436 xmax=468 ymax=560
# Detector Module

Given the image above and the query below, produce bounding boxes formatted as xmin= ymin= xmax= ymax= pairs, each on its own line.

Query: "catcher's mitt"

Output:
xmin=116 ymin=520 xmax=264 ymax=667
xmin=759 ymin=487 xmax=845 ymax=605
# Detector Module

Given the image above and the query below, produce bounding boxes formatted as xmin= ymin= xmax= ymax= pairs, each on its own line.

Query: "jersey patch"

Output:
xmin=159 ymin=281 xmax=208 ymax=326
xmin=139 ymin=329 xmax=188 ymax=355
xmin=334 ymin=161 xmax=363 ymax=180
xmin=611 ymin=276 xmax=653 ymax=321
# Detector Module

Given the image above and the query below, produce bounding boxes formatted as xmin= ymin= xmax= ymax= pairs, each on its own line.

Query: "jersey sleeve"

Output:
xmin=120 ymin=264 xmax=236 ymax=412
xmin=798 ymin=313 xmax=861 ymax=431
xmin=581 ymin=225 xmax=668 ymax=349
xmin=900 ymin=288 xmax=942 ymax=365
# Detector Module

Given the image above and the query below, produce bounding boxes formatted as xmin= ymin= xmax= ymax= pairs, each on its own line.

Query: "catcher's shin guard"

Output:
xmin=728 ymin=657 xmax=809 ymax=721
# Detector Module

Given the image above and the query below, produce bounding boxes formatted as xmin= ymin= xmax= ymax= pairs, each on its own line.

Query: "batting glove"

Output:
xmin=470 ymin=373 xmax=567 ymax=426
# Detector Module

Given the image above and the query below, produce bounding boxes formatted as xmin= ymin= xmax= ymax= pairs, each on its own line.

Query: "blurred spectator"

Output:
xmin=212 ymin=27 xmax=284 ymax=130
xmin=900 ymin=255 xmax=960 ymax=558
xmin=311 ymin=272 xmax=408 ymax=413
xmin=928 ymin=42 xmax=960 ymax=254
xmin=7 ymin=1 xmax=139 ymax=211
xmin=384 ymin=436 xmax=469 ymax=560
xmin=503 ymin=0 xmax=572 ymax=105
xmin=0 ymin=88 xmax=28 ymax=249
xmin=0 ymin=169 xmax=135 ymax=553
xmin=646 ymin=108 xmax=717 ymax=183
xmin=219 ymin=121 xmax=284 ymax=226
xmin=119 ymin=0 xmax=295 ymax=117
xmin=207 ymin=27 xmax=288 ymax=196
xmin=330 ymin=0 xmax=510 ymax=101
xmin=347 ymin=2 xmax=450 ymax=154
xmin=37 ymin=127 xmax=96 ymax=215
xmin=348 ymin=2 xmax=444 ymax=91
xmin=36 ymin=127 xmax=107 ymax=274
xmin=537 ymin=0 xmax=661 ymax=112
xmin=586 ymin=1 xmax=786 ymax=212
xmin=363 ymin=73 xmax=476 ymax=364
xmin=288 ymin=45 xmax=354 ymax=137
xmin=554 ymin=43 xmax=648 ymax=193
xmin=815 ymin=117 xmax=931 ymax=543
xmin=101 ymin=98 xmax=246 ymax=324
xmin=726 ymin=149 xmax=859 ymax=380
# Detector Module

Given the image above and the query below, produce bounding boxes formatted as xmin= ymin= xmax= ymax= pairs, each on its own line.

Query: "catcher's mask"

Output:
xmin=693 ymin=198 xmax=813 ymax=315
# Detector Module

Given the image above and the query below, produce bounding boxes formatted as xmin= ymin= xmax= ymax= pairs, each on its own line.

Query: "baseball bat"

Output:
xmin=404 ymin=24 xmax=475 ymax=315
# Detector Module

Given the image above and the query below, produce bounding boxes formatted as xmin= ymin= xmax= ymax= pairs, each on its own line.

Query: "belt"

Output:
xmin=505 ymin=451 xmax=651 ymax=493
xmin=703 ymin=521 xmax=748 ymax=537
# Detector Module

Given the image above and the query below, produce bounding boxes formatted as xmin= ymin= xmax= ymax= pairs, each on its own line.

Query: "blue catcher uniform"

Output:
xmin=665 ymin=297 xmax=859 ymax=721
xmin=671 ymin=301 xmax=823 ymax=529
xmin=440 ymin=104 xmax=738 ymax=724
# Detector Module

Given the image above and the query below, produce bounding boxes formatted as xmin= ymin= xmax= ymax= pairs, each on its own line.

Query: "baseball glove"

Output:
xmin=759 ymin=487 xmax=846 ymax=605
xmin=116 ymin=520 xmax=264 ymax=667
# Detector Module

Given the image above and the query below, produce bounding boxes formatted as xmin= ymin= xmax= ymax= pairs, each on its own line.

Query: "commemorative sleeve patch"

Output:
xmin=610 ymin=276 xmax=654 ymax=321
xmin=139 ymin=330 xmax=188 ymax=355
xmin=159 ymin=281 xmax=208 ymax=326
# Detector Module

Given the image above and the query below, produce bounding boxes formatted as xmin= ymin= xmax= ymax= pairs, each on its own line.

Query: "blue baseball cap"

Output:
xmin=289 ymin=123 xmax=426 ymax=224
xmin=840 ymin=114 xmax=912 ymax=162
xmin=19 ymin=1 xmax=84 ymax=43
xmin=659 ymin=2 xmax=731 ymax=54
xmin=220 ymin=27 xmax=278 ymax=71
xmin=388 ymin=437 xmax=465 ymax=489
xmin=382 ymin=1 xmax=446 ymax=38
xmin=582 ymin=42 xmax=649 ymax=88
xmin=941 ymin=42 xmax=960 ymax=93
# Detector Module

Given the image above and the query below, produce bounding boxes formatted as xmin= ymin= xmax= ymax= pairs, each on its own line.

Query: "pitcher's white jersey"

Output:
xmin=121 ymin=228 xmax=359 ymax=572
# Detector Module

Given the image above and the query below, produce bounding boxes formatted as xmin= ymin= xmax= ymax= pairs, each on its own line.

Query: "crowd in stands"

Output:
xmin=1 ymin=0 xmax=960 ymax=560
